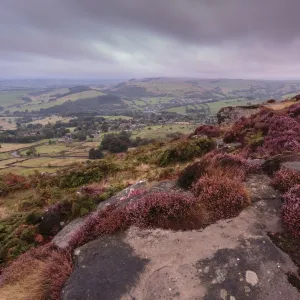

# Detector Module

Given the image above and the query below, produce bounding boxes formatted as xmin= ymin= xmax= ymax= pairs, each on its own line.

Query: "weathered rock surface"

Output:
xmin=53 ymin=180 xmax=185 ymax=249
xmin=261 ymin=153 xmax=300 ymax=175
xmin=217 ymin=105 xmax=260 ymax=125
xmin=53 ymin=180 xmax=147 ymax=249
xmin=282 ymin=161 xmax=300 ymax=173
xmin=62 ymin=177 xmax=299 ymax=299
xmin=245 ymin=174 xmax=279 ymax=202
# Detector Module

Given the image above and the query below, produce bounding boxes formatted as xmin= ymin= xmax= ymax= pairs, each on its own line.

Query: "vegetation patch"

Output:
xmin=272 ymin=168 xmax=300 ymax=193
xmin=192 ymin=175 xmax=250 ymax=221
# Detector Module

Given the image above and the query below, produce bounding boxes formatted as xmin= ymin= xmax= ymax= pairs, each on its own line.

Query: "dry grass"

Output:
xmin=0 ymin=144 xmax=33 ymax=153
xmin=0 ymin=206 xmax=8 ymax=219
xmin=0 ymin=118 xmax=16 ymax=130
xmin=0 ymin=261 xmax=46 ymax=300
xmin=29 ymin=116 xmax=72 ymax=125
xmin=263 ymin=100 xmax=297 ymax=111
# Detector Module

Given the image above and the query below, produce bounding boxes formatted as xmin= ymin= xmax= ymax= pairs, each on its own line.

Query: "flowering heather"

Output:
xmin=70 ymin=206 xmax=128 ymax=249
xmin=289 ymin=103 xmax=300 ymax=118
xmin=272 ymin=168 xmax=300 ymax=193
xmin=223 ymin=107 xmax=300 ymax=156
xmin=193 ymin=175 xmax=250 ymax=221
xmin=70 ymin=191 xmax=205 ymax=248
xmin=193 ymin=125 xmax=221 ymax=138
xmin=282 ymin=185 xmax=300 ymax=238
xmin=125 ymin=192 xmax=202 ymax=230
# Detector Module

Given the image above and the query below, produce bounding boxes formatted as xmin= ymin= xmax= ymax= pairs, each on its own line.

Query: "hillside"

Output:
xmin=0 ymin=95 xmax=300 ymax=299
xmin=2 ymin=78 xmax=300 ymax=118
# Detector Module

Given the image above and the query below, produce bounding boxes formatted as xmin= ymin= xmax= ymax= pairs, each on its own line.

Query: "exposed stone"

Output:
xmin=52 ymin=218 xmax=86 ymax=249
xmin=53 ymin=180 xmax=187 ymax=249
xmin=62 ymin=196 xmax=299 ymax=300
xmin=38 ymin=209 xmax=67 ymax=236
xmin=247 ymin=158 xmax=266 ymax=167
xmin=245 ymin=270 xmax=259 ymax=286
xmin=282 ymin=161 xmax=300 ymax=173
xmin=217 ymin=105 xmax=260 ymax=125
xmin=245 ymin=174 xmax=279 ymax=202
xmin=97 ymin=180 xmax=147 ymax=211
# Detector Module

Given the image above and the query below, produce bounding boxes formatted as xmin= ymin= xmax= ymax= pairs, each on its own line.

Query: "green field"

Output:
xmin=132 ymin=124 xmax=195 ymax=139
xmin=29 ymin=116 xmax=72 ymax=125
xmin=10 ymin=90 xmax=105 ymax=112
xmin=281 ymin=92 xmax=300 ymax=99
xmin=0 ymin=158 xmax=24 ymax=169
xmin=166 ymin=106 xmax=187 ymax=114
xmin=100 ymin=116 xmax=133 ymax=120
xmin=20 ymin=144 xmax=69 ymax=156
xmin=0 ymin=90 xmax=31 ymax=107
xmin=142 ymin=96 xmax=174 ymax=105
xmin=134 ymin=100 xmax=147 ymax=106
xmin=204 ymin=98 xmax=251 ymax=114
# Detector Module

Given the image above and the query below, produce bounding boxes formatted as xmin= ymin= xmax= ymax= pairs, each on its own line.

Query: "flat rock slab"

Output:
xmin=282 ymin=161 xmax=300 ymax=173
xmin=245 ymin=174 xmax=279 ymax=202
xmin=62 ymin=198 xmax=299 ymax=300
xmin=53 ymin=180 xmax=185 ymax=249
xmin=62 ymin=235 xmax=149 ymax=300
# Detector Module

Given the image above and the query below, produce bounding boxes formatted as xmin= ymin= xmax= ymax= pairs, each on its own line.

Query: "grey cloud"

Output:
xmin=1 ymin=0 xmax=300 ymax=78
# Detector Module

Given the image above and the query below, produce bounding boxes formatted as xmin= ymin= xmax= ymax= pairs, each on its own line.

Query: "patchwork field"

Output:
xmin=0 ymin=90 xmax=31 ymax=107
xmin=29 ymin=116 xmax=73 ymax=125
xmin=0 ymin=117 xmax=17 ymax=130
xmin=132 ymin=124 xmax=196 ymax=139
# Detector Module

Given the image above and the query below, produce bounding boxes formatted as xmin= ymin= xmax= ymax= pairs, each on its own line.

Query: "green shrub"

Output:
xmin=177 ymin=161 xmax=208 ymax=189
xmin=155 ymin=138 xmax=215 ymax=167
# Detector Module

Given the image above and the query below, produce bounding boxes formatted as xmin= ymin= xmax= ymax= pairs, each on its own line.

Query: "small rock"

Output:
xmin=245 ymin=270 xmax=259 ymax=286
xmin=220 ymin=289 xmax=228 ymax=300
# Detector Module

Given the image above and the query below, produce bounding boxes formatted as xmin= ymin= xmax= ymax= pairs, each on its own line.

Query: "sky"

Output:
xmin=1 ymin=0 xmax=300 ymax=79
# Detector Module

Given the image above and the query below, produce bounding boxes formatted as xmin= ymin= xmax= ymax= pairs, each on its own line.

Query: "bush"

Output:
xmin=282 ymin=185 xmax=300 ymax=238
xmin=70 ymin=191 xmax=206 ymax=249
xmin=193 ymin=175 xmax=250 ymax=221
xmin=156 ymin=138 xmax=215 ymax=167
xmin=193 ymin=125 xmax=221 ymax=138
xmin=125 ymin=192 xmax=203 ymax=230
xmin=272 ymin=168 xmax=300 ymax=193
xmin=31 ymin=160 xmax=119 ymax=188
xmin=0 ymin=173 xmax=30 ymax=197
xmin=177 ymin=161 xmax=208 ymax=189
xmin=88 ymin=148 xmax=104 ymax=159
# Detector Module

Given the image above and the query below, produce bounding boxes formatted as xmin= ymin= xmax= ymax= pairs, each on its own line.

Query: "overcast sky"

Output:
xmin=1 ymin=0 xmax=300 ymax=79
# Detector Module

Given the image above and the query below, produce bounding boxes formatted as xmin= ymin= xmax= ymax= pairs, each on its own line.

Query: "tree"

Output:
xmin=26 ymin=147 xmax=37 ymax=157
xmin=101 ymin=123 xmax=109 ymax=132
xmin=89 ymin=148 xmax=104 ymax=159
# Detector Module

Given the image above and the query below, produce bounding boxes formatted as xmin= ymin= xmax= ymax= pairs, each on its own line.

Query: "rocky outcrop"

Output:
xmin=53 ymin=180 xmax=185 ymax=249
xmin=62 ymin=174 xmax=299 ymax=300
xmin=217 ymin=105 xmax=260 ymax=125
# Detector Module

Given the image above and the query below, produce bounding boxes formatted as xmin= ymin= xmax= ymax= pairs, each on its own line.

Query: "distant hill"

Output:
xmin=39 ymin=94 xmax=125 ymax=115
